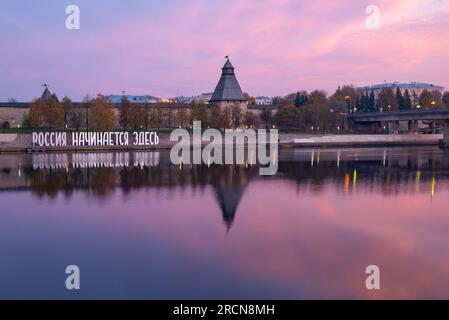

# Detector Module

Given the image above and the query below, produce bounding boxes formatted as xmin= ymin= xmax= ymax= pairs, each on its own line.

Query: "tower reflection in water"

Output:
xmin=0 ymin=147 xmax=448 ymax=231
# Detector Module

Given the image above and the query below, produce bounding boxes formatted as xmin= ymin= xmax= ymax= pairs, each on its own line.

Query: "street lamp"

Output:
xmin=345 ymin=96 xmax=351 ymax=114
xmin=416 ymin=104 xmax=421 ymax=109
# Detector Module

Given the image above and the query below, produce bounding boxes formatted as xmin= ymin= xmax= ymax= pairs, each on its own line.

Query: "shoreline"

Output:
xmin=0 ymin=133 xmax=445 ymax=153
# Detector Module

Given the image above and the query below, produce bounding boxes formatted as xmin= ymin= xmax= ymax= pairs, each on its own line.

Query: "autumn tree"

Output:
xmin=129 ymin=104 xmax=147 ymax=129
xmin=231 ymin=104 xmax=243 ymax=129
xmin=419 ymin=90 xmax=444 ymax=108
xmin=174 ymin=108 xmax=189 ymax=128
xmin=220 ymin=106 xmax=232 ymax=130
xmin=61 ymin=96 xmax=73 ymax=129
xmin=243 ymin=111 xmax=259 ymax=128
xmin=190 ymin=101 xmax=209 ymax=127
xmin=164 ymin=102 xmax=174 ymax=129
xmin=329 ymin=85 xmax=357 ymax=113
xmin=208 ymin=107 xmax=222 ymax=129
xmin=308 ymin=90 xmax=328 ymax=105
xmin=88 ymin=95 xmax=116 ymax=131
xmin=377 ymin=88 xmax=398 ymax=110
xmin=244 ymin=93 xmax=256 ymax=104
xmin=29 ymin=97 xmax=64 ymax=129
xmin=274 ymin=104 xmax=297 ymax=129
xmin=148 ymin=106 xmax=164 ymax=129
xmin=119 ymin=97 xmax=132 ymax=130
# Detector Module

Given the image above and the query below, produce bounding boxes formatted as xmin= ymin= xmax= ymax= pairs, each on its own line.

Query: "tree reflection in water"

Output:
xmin=1 ymin=147 xmax=449 ymax=230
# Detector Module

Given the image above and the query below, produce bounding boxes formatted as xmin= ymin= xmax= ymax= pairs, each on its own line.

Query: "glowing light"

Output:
xmin=353 ymin=169 xmax=357 ymax=189
xmin=431 ymin=176 xmax=436 ymax=199
xmin=415 ymin=170 xmax=421 ymax=192
xmin=344 ymin=174 xmax=350 ymax=193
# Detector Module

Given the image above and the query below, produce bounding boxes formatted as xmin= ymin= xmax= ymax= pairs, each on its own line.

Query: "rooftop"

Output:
xmin=358 ymin=82 xmax=445 ymax=91
xmin=210 ymin=58 xmax=246 ymax=102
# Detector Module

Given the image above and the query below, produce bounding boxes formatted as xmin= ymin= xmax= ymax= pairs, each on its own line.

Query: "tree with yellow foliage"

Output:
xmin=88 ymin=95 xmax=116 ymax=131
xmin=29 ymin=96 xmax=64 ymax=129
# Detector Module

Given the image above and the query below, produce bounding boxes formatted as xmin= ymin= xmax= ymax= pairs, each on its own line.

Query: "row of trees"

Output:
xmin=27 ymin=95 xmax=261 ymax=131
xmin=29 ymin=95 xmax=116 ymax=131
xmin=331 ymin=86 xmax=448 ymax=113
xmin=25 ymin=87 xmax=449 ymax=132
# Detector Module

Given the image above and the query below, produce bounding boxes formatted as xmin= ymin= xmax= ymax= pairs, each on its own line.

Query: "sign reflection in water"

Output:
xmin=0 ymin=147 xmax=449 ymax=299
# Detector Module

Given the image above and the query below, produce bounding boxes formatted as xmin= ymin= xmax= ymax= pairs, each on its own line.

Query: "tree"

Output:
xmin=22 ymin=112 xmax=31 ymax=128
xmin=443 ymin=91 xmax=449 ymax=108
xmin=260 ymin=107 xmax=273 ymax=129
xmin=29 ymin=97 xmax=64 ymax=129
xmin=165 ymin=102 xmax=174 ymax=128
xmin=243 ymin=93 xmax=256 ymax=104
xmin=119 ymin=97 xmax=132 ymax=130
xmin=208 ymin=107 xmax=222 ymax=129
xmin=190 ymin=101 xmax=208 ymax=127
xmin=377 ymin=88 xmax=398 ymax=110
xmin=403 ymin=90 xmax=412 ymax=110
xmin=88 ymin=95 xmax=116 ymax=131
xmin=231 ymin=104 xmax=243 ymax=129
xmin=243 ymin=111 xmax=259 ymax=128
xmin=71 ymin=107 xmax=86 ymax=131
xmin=419 ymin=90 xmax=444 ymax=108
xmin=294 ymin=91 xmax=309 ymax=108
xmin=174 ymin=108 xmax=189 ymax=128
xmin=274 ymin=104 xmax=297 ymax=129
xmin=148 ymin=106 xmax=164 ymax=129
xmin=61 ymin=96 xmax=73 ymax=129
xmin=129 ymin=104 xmax=147 ymax=129
xmin=396 ymin=87 xmax=405 ymax=110
xmin=308 ymin=90 xmax=327 ymax=105
xmin=329 ymin=85 xmax=356 ymax=113
xmin=369 ymin=91 xmax=376 ymax=112
xmin=220 ymin=106 xmax=232 ymax=130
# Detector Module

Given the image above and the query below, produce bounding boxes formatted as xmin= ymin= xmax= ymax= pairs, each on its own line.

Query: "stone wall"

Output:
xmin=0 ymin=107 xmax=29 ymax=128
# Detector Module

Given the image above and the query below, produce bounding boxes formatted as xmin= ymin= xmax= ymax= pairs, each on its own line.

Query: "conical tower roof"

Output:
xmin=210 ymin=58 xmax=246 ymax=102
xmin=41 ymin=86 xmax=53 ymax=100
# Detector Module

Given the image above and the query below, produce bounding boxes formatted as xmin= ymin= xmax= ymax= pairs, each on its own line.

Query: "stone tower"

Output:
xmin=210 ymin=58 xmax=248 ymax=110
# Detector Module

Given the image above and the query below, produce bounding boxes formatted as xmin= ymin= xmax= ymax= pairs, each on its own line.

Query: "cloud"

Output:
xmin=1 ymin=0 xmax=448 ymax=100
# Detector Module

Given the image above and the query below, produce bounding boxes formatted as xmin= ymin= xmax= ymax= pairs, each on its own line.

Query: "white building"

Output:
xmin=255 ymin=96 xmax=273 ymax=105
xmin=106 ymin=95 xmax=160 ymax=104
xmin=357 ymin=82 xmax=445 ymax=107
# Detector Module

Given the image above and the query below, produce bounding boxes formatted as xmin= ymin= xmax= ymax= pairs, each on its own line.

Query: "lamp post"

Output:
xmin=345 ymin=96 xmax=351 ymax=114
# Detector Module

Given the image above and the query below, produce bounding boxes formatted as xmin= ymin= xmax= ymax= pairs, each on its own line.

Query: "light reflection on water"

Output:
xmin=1 ymin=146 xmax=449 ymax=299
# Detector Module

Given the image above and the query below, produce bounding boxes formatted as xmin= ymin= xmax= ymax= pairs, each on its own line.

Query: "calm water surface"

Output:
xmin=1 ymin=146 xmax=449 ymax=299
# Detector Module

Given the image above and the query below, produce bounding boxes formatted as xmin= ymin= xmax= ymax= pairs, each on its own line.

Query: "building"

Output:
xmin=105 ymin=94 xmax=160 ymax=104
xmin=177 ymin=93 xmax=213 ymax=104
xmin=190 ymin=93 xmax=213 ymax=104
xmin=255 ymin=96 xmax=273 ymax=105
xmin=210 ymin=58 xmax=248 ymax=110
xmin=357 ymin=82 xmax=445 ymax=107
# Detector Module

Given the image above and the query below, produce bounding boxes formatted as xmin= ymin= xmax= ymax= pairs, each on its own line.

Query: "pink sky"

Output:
xmin=1 ymin=0 xmax=449 ymax=101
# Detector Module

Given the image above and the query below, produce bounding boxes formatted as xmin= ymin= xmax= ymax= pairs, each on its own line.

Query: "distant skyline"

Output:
xmin=1 ymin=0 xmax=449 ymax=101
